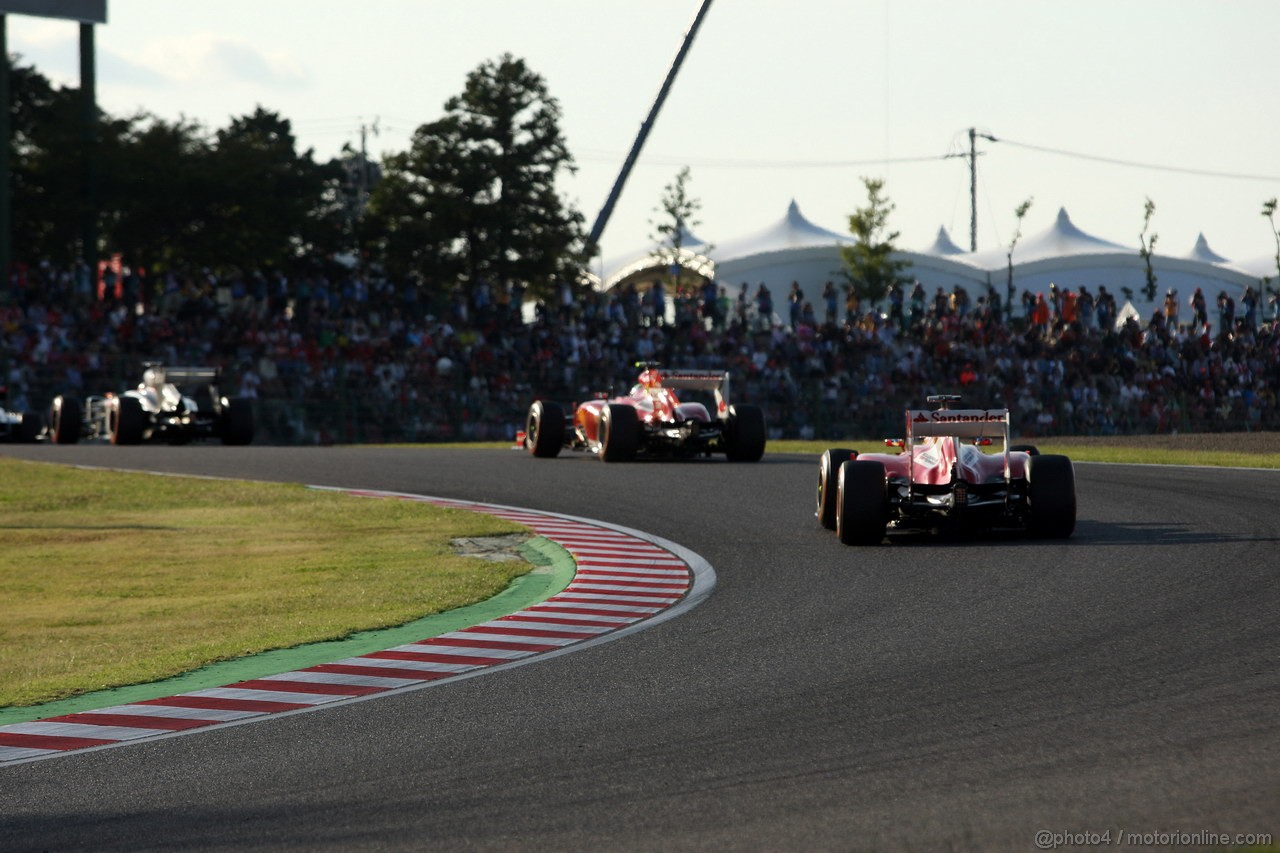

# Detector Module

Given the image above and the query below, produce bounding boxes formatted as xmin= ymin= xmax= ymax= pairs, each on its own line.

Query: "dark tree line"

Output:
xmin=7 ymin=52 xmax=587 ymax=301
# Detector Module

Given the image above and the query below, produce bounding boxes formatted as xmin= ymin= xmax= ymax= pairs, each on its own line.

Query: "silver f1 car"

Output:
xmin=816 ymin=395 xmax=1076 ymax=544
xmin=49 ymin=364 xmax=254 ymax=446
xmin=522 ymin=364 xmax=766 ymax=462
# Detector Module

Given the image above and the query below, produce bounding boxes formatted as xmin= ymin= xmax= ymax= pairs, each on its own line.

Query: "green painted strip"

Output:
xmin=0 ymin=537 xmax=575 ymax=726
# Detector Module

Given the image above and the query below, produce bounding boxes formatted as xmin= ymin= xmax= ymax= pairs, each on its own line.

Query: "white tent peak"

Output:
xmin=922 ymin=226 xmax=966 ymax=256
xmin=967 ymin=207 xmax=1130 ymax=268
xmin=714 ymin=199 xmax=854 ymax=261
xmin=1186 ymin=232 xmax=1229 ymax=264
xmin=1033 ymin=207 xmax=1128 ymax=253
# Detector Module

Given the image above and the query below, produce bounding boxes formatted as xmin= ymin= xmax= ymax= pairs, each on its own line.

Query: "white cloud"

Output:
xmin=122 ymin=34 xmax=308 ymax=90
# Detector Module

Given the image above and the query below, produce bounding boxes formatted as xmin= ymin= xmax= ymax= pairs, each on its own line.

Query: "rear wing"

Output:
xmin=660 ymin=370 xmax=731 ymax=419
xmin=143 ymin=365 xmax=220 ymax=388
xmin=906 ymin=407 xmax=1012 ymax=496
xmin=907 ymin=408 xmax=1010 ymax=440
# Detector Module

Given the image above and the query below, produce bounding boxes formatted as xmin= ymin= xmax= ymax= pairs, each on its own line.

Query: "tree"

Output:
xmin=840 ymin=177 xmax=912 ymax=305
xmin=206 ymin=108 xmax=344 ymax=267
xmin=97 ymin=114 xmax=215 ymax=272
xmin=9 ymin=57 xmax=104 ymax=265
xmin=1005 ymin=197 xmax=1033 ymax=321
xmin=365 ymin=54 xmax=586 ymax=300
xmin=649 ymin=166 xmax=709 ymax=294
xmin=1139 ymin=197 xmax=1159 ymax=301
xmin=1263 ymin=198 xmax=1280 ymax=300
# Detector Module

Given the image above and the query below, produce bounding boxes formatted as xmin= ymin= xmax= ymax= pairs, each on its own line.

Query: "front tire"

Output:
xmin=600 ymin=403 xmax=640 ymax=462
xmin=725 ymin=404 xmax=766 ymax=462
xmin=526 ymin=400 xmax=565 ymax=458
xmin=836 ymin=460 xmax=888 ymax=546
xmin=111 ymin=396 xmax=145 ymax=445
xmin=817 ymin=448 xmax=857 ymax=530
xmin=1026 ymin=454 xmax=1076 ymax=538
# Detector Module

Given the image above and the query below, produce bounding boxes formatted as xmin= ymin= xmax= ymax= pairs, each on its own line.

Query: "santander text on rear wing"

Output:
xmin=907 ymin=408 xmax=1010 ymax=439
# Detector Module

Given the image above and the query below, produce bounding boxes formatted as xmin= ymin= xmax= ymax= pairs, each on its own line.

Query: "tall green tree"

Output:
xmin=8 ymin=57 xmax=107 ymax=265
xmin=365 ymin=53 xmax=585 ymax=299
xmin=1005 ymin=197 xmax=1033 ymax=318
xmin=206 ymin=108 xmax=344 ymax=268
xmin=840 ymin=177 xmax=912 ymax=305
xmin=1263 ymin=198 xmax=1280 ymax=300
xmin=1139 ymin=197 xmax=1159 ymax=301
xmin=98 ymin=115 xmax=214 ymax=272
xmin=649 ymin=165 xmax=708 ymax=292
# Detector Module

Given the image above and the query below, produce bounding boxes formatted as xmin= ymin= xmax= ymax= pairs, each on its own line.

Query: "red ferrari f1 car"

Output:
xmin=523 ymin=364 xmax=766 ymax=462
xmin=816 ymin=395 xmax=1076 ymax=544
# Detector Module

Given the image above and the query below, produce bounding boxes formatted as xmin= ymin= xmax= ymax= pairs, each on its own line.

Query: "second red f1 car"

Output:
xmin=816 ymin=395 xmax=1076 ymax=544
xmin=523 ymin=364 xmax=766 ymax=462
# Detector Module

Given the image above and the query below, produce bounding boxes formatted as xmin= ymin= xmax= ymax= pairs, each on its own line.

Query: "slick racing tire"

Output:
xmin=49 ymin=395 xmax=82 ymax=444
xmin=1010 ymin=444 xmax=1040 ymax=456
xmin=817 ymin=448 xmax=857 ymax=530
xmin=1026 ymin=454 xmax=1076 ymax=538
xmin=220 ymin=397 xmax=255 ymax=446
xmin=526 ymin=400 xmax=565 ymax=458
xmin=600 ymin=403 xmax=640 ymax=462
xmin=836 ymin=459 xmax=888 ymax=546
xmin=725 ymin=404 xmax=767 ymax=462
xmin=110 ymin=396 xmax=145 ymax=445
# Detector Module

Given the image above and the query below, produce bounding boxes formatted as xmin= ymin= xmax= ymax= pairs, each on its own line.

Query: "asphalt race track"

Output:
xmin=1 ymin=445 xmax=1277 ymax=851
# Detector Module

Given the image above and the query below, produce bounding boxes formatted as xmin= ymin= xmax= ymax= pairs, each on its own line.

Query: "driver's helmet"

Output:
xmin=637 ymin=367 xmax=663 ymax=388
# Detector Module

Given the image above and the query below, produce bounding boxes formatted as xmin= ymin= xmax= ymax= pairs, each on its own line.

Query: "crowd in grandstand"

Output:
xmin=2 ymin=257 xmax=1278 ymax=444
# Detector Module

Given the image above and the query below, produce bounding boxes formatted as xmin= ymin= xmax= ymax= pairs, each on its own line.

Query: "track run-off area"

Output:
xmin=0 ymin=489 xmax=713 ymax=765
xmin=1 ymin=444 xmax=1277 ymax=851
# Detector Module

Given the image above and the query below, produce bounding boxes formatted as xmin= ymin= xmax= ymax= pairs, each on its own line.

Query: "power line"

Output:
xmin=575 ymin=149 xmax=947 ymax=169
xmin=995 ymin=136 xmax=1280 ymax=182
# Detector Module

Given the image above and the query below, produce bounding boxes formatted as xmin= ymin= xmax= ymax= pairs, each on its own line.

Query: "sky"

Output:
xmin=10 ymin=0 xmax=1280 ymax=277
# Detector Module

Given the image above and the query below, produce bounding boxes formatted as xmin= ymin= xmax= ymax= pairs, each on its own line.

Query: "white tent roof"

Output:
xmin=1228 ymin=253 xmax=1278 ymax=279
xmin=599 ymin=224 xmax=713 ymax=287
xmin=966 ymin=207 xmax=1131 ymax=269
xmin=1185 ymin=233 xmax=1229 ymax=264
xmin=712 ymin=199 xmax=854 ymax=261
xmin=920 ymin=226 xmax=967 ymax=256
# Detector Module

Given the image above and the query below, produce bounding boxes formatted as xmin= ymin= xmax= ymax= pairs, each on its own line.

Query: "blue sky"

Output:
xmin=11 ymin=0 xmax=1280 ymax=274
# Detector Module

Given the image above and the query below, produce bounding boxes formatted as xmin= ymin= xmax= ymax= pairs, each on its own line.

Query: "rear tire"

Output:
xmin=220 ymin=397 xmax=255 ymax=445
xmin=817 ymin=448 xmax=857 ymax=530
xmin=526 ymin=400 xmax=565 ymax=458
xmin=1027 ymin=454 xmax=1076 ymax=538
xmin=49 ymin=396 xmax=82 ymax=444
xmin=111 ymin=396 xmax=145 ymax=445
xmin=725 ymin=404 xmax=766 ymax=462
xmin=600 ymin=403 xmax=640 ymax=462
xmin=836 ymin=460 xmax=888 ymax=546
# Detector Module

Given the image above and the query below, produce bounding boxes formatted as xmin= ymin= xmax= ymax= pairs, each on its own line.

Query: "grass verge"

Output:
xmin=0 ymin=459 xmax=529 ymax=708
xmin=395 ymin=438 xmax=1280 ymax=469
xmin=764 ymin=439 xmax=1280 ymax=468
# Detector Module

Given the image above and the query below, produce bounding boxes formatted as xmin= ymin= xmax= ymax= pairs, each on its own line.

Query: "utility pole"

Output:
xmin=960 ymin=127 xmax=996 ymax=252
xmin=586 ymin=0 xmax=714 ymax=255
xmin=80 ymin=21 xmax=97 ymax=273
